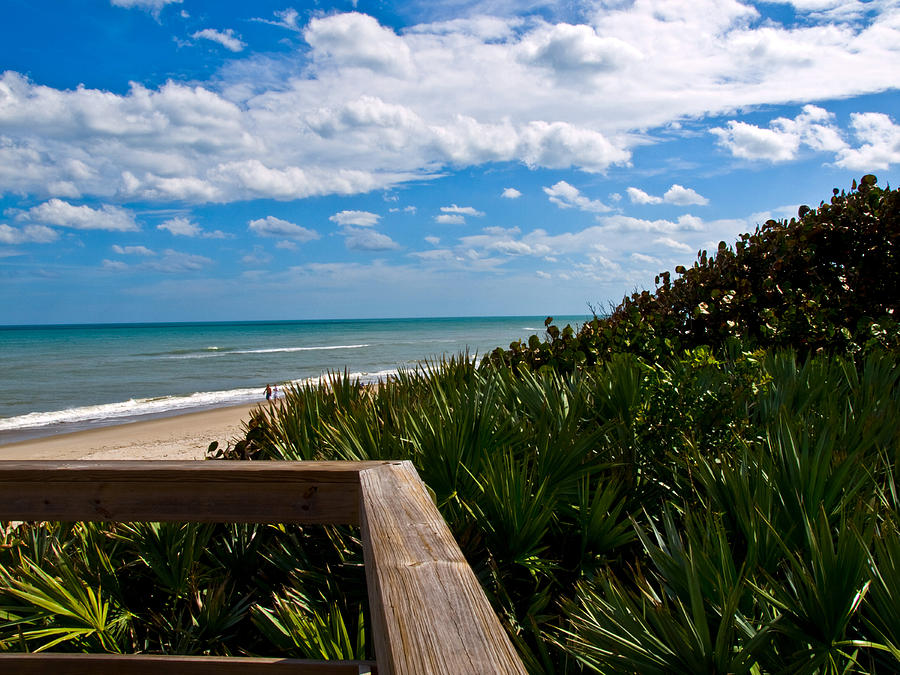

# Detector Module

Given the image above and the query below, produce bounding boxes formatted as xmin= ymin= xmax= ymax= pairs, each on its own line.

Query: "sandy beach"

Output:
xmin=0 ymin=403 xmax=262 ymax=461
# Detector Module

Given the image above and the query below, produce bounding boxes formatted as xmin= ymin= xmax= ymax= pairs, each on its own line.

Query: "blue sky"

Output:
xmin=1 ymin=0 xmax=898 ymax=324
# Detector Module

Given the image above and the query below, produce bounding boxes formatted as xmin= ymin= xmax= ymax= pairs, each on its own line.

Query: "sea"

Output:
xmin=0 ymin=316 xmax=589 ymax=446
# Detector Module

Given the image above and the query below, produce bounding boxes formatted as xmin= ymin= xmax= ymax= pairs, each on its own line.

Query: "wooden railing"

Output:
xmin=0 ymin=460 xmax=528 ymax=675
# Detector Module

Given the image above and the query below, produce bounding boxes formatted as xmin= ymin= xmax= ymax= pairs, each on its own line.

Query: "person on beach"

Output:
xmin=273 ymin=385 xmax=279 ymax=400
xmin=265 ymin=384 xmax=272 ymax=401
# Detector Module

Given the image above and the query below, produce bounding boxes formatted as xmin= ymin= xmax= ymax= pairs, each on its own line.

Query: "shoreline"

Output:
xmin=0 ymin=402 xmax=262 ymax=461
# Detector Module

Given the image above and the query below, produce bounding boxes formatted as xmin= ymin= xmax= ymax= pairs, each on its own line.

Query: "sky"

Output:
xmin=1 ymin=0 xmax=898 ymax=324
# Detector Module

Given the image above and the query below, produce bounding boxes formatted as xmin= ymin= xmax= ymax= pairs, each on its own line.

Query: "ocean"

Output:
xmin=0 ymin=316 xmax=588 ymax=446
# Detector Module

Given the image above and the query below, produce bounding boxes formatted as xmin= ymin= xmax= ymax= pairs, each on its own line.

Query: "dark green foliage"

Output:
xmin=490 ymin=177 xmax=899 ymax=371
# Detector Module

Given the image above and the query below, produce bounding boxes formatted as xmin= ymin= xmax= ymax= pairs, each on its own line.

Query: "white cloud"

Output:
xmin=835 ymin=112 xmax=900 ymax=170
xmin=441 ymin=204 xmax=485 ymax=217
xmin=112 ymin=244 xmax=154 ymax=256
xmin=102 ymin=259 xmax=129 ymax=271
xmin=19 ymin=199 xmax=139 ymax=232
xmin=157 ymin=216 xmax=228 ymax=239
xmin=520 ymin=121 xmax=630 ymax=172
xmin=341 ymin=226 xmax=401 ymax=251
xmin=544 ymin=181 xmax=611 ymax=212
xmin=711 ymin=105 xmax=847 ymax=162
xmin=712 ymin=120 xmax=802 ymax=161
xmin=627 ymin=184 xmax=709 ymax=206
xmin=110 ymin=0 xmax=181 ymax=13
xmin=626 ymin=187 xmax=661 ymax=204
xmin=425 ymin=235 xmax=440 ymax=245
xmin=654 ymin=236 xmax=693 ymax=252
xmin=158 ymin=217 xmax=201 ymax=237
xmin=330 ymin=210 xmax=381 ymax=227
xmin=304 ymin=12 xmax=413 ymax=78
xmin=600 ymin=214 xmax=704 ymax=233
xmin=664 ymin=185 xmax=709 ymax=206
xmin=1 ymin=6 xmax=899 ymax=207
xmin=0 ymin=223 xmax=58 ymax=245
xmin=435 ymin=214 xmax=466 ymax=225
xmin=631 ymin=252 xmax=660 ymax=265
xmin=248 ymin=216 xmax=320 ymax=242
xmin=501 ymin=187 xmax=522 ymax=199
xmin=276 ymin=240 xmax=298 ymax=250
xmin=252 ymin=8 xmax=301 ymax=32
xmin=520 ymin=22 xmax=643 ymax=74
xmin=192 ymin=28 xmax=246 ymax=53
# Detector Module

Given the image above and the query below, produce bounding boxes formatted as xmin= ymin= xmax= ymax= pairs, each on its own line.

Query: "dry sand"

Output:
xmin=0 ymin=403 xmax=262 ymax=461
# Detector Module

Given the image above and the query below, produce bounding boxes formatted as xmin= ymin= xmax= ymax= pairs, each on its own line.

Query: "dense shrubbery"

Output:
xmin=491 ymin=176 xmax=899 ymax=371
xmin=7 ymin=352 xmax=897 ymax=672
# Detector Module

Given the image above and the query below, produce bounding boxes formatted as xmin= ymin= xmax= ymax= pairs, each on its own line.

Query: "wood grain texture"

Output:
xmin=0 ymin=654 xmax=374 ymax=674
xmin=0 ymin=461 xmax=393 ymax=524
xmin=358 ymin=461 xmax=527 ymax=675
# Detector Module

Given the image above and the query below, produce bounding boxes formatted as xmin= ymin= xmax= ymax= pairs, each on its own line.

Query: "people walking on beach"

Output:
xmin=265 ymin=384 xmax=272 ymax=401
xmin=273 ymin=385 xmax=279 ymax=400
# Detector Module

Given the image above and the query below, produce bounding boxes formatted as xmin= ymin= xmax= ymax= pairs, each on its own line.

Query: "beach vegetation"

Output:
xmin=490 ymin=176 xmax=899 ymax=371
xmin=2 ymin=177 xmax=899 ymax=673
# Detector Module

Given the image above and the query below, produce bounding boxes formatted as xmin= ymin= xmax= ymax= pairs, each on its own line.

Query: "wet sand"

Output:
xmin=0 ymin=403 xmax=261 ymax=460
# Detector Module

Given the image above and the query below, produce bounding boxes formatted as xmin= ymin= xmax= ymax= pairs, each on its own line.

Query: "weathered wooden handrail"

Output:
xmin=0 ymin=460 xmax=527 ymax=675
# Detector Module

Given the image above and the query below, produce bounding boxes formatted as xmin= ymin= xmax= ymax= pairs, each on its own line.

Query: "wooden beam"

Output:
xmin=0 ymin=461 xmax=390 ymax=524
xmin=358 ymin=461 xmax=527 ymax=675
xmin=0 ymin=654 xmax=375 ymax=674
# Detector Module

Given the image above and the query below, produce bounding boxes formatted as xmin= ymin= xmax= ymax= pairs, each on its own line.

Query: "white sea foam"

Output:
xmin=164 ymin=344 xmax=370 ymax=359
xmin=0 ymin=367 xmax=399 ymax=433
xmin=230 ymin=344 xmax=369 ymax=355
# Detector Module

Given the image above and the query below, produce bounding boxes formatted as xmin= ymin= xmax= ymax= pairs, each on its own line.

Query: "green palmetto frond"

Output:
xmin=252 ymin=586 xmax=365 ymax=661
xmin=750 ymin=507 xmax=881 ymax=674
xmin=112 ymin=522 xmax=215 ymax=601
xmin=0 ymin=557 xmax=129 ymax=653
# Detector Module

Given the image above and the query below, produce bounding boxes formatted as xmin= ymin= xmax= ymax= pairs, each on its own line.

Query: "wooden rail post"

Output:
xmin=359 ymin=461 xmax=527 ymax=675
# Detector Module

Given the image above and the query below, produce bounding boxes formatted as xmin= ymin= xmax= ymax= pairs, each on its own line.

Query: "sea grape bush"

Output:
xmin=490 ymin=176 xmax=899 ymax=371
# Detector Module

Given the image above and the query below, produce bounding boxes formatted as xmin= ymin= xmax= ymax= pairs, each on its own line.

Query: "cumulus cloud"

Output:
xmin=544 ymin=181 xmax=612 ymax=212
xmin=835 ymin=112 xmax=900 ymax=170
xmin=304 ymin=12 xmax=413 ymax=77
xmin=18 ymin=199 xmax=139 ymax=232
xmin=711 ymin=105 xmax=847 ymax=162
xmin=330 ymin=210 xmax=381 ymax=227
xmin=158 ymin=217 xmax=201 ymax=237
xmin=520 ymin=22 xmax=643 ymax=74
xmin=501 ymin=187 xmax=522 ymax=199
xmin=158 ymin=216 xmax=228 ymax=239
xmin=192 ymin=28 xmax=246 ymax=52
xmin=627 ymin=184 xmax=709 ymax=206
xmin=0 ymin=224 xmax=58 ymax=245
xmin=248 ymin=216 xmax=320 ymax=242
xmin=1 ymin=6 xmax=899 ymax=207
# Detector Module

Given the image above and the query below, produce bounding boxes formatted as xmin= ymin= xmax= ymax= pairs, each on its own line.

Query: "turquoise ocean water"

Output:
xmin=0 ymin=316 xmax=588 ymax=446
